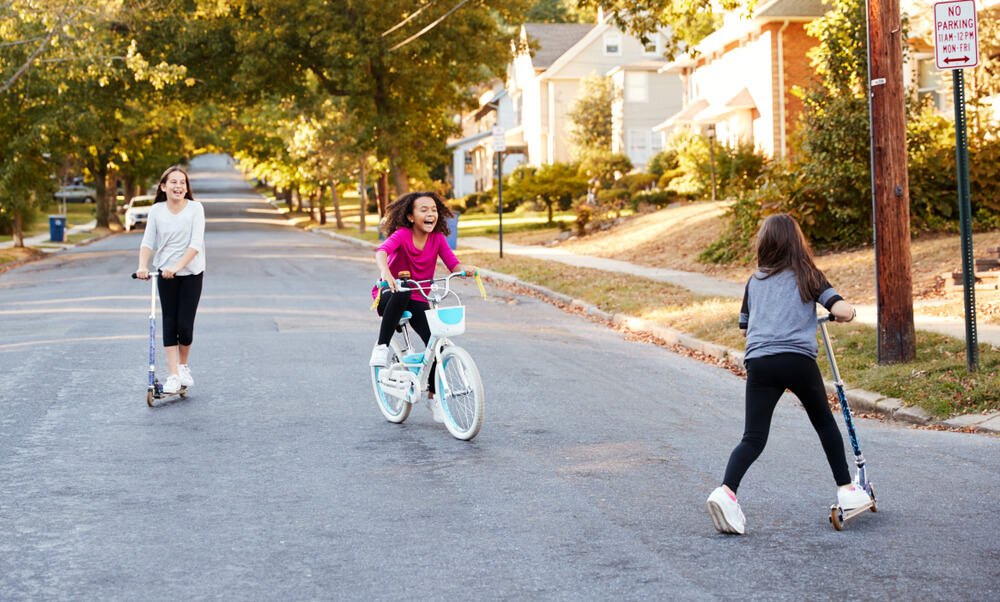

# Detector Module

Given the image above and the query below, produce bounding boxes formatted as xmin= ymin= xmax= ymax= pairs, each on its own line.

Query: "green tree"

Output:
xmin=504 ymin=162 xmax=587 ymax=223
xmin=566 ymin=73 xmax=614 ymax=159
xmin=527 ymin=0 xmax=596 ymax=23
xmin=221 ymin=0 xmax=531 ymax=196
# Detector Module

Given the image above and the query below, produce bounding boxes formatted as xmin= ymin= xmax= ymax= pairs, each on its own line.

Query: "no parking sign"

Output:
xmin=934 ymin=0 xmax=979 ymax=70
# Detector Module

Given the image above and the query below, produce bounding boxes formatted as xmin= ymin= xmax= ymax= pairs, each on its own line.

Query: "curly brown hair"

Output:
xmin=379 ymin=191 xmax=455 ymax=237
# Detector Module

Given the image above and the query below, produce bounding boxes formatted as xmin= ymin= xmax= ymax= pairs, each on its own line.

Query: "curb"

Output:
xmin=311 ymin=228 xmax=998 ymax=436
xmin=0 ymin=229 xmax=118 ymax=276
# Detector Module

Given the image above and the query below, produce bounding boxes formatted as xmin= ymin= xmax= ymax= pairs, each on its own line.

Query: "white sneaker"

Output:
xmin=837 ymin=483 xmax=872 ymax=511
xmin=178 ymin=364 xmax=194 ymax=388
xmin=162 ymin=374 xmax=182 ymax=395
xmin=706 ymin=486 xmax=746 ymax=534
xmin=369 ymin=344 xmax=392 ymax=367
xmin=426 ymin=395 xmax=445 ymax=423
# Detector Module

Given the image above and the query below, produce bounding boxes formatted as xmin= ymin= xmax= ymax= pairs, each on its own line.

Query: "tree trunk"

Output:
xmin=330 ymin=179 xmax=344 ymax=229
xmin=868 ymin=0 xmax=915 ymax=364
xmin=378 ymin=171 xmax=389 ymax=217
xmin=317 ymin=184 xmax=327 ymax=225
xmin=122 ymin=176 xmax=136 ymax=206
xmin=93 ymin=159 xmax=111 ymax=229
xmin=387 ymin=148 xmax=409 ymax=196
xmin=12 ymin=214 xmax=23 ymax=248
xmin=359 ymin=159 xmax=367 ymax=234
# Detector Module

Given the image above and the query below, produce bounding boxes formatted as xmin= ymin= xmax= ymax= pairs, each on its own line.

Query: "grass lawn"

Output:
xmin=0 ymin=203 xmax=97 ymax=243
xmin=456 ymin=249 xmax=1000 ymax=419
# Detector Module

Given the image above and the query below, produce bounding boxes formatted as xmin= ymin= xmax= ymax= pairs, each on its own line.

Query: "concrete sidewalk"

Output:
xmin=462 ymin=236 xmax=1000 ymax=348
xmin=0 ymin=219 xmax=99 ymax=250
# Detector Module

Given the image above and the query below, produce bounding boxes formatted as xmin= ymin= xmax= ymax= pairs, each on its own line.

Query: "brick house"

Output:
xmin=653 ymin=0 xmax=830 ymax=158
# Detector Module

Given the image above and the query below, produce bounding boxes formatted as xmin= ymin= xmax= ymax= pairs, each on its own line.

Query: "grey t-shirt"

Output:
xmin=739 ymin=270 xmax=842 ymax=361
xmin=140 ymin=200 xmax=206 ymax=275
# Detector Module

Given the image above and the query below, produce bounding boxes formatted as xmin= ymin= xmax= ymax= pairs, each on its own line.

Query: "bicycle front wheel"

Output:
xmin=371 ymin=340 xmax=411 ymax=423
xmin=435 ymin=346 xmax=484 ymax=440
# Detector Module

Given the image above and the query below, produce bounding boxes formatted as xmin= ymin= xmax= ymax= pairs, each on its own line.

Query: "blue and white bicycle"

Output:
xmin=370 ymin=271 xmax=486 ymax=441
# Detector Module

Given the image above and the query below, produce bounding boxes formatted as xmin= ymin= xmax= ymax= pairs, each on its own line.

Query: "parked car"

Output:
xmin=54 ymin=184 xmax=97 ymax=203
xmin=124 ymin=195 xmax=156 ymax=232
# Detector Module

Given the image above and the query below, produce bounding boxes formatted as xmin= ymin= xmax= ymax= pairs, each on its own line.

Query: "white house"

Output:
xmin=448 ymin=84 xmax=524 ymax=199
xmin=506 ymin=20 xmax=683 ymax=167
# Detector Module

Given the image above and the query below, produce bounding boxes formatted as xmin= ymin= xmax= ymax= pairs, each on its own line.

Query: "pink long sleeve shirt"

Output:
xmin=372 ymin=229 xmax=460 ymax=302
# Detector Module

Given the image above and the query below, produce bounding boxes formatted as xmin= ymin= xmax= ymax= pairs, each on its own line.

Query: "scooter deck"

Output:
xmin=829 ymin=497 xmax=877 ymax=530
xmin=147 ymin=386 xmax=187 ymax=407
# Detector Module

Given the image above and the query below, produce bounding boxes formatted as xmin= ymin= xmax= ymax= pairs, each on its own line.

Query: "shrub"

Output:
xmin=647 ymin=149 xmax=679 ymax=177
xmin=580 ymin=152 xmax=633 ymax=189
xmin=630 ymin=189 xmax=675 ymax=211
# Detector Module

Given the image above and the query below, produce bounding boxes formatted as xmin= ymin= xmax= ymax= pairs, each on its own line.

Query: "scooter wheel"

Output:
xmin=830 ymin=506 xmax=844 ymax=531
xmin=146 ymin=391 xmax=154 ymax=407
xmin=868 ymin=486 xmax=877 ymax=512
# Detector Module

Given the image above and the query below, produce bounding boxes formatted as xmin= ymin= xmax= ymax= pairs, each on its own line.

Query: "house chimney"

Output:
xmin=597 ymin=8 xmax=605 ymax=24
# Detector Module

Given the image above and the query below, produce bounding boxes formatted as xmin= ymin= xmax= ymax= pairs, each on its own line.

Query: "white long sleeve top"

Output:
xmin=140 ymin=200 xmax=206 ymax=276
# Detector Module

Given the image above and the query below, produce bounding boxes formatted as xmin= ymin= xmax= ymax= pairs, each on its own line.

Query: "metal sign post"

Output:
xmin=934 ymin=0 xmax=979 ymax=371
xmin=493 ymin=126 xmax=506 ymax=258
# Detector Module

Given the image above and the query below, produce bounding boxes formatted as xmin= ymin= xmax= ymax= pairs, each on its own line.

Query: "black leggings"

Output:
xmin=722 ymin=353 xmax=851 ymax=493
xmin=377 ymin=290 xmax=430 ymax=346
xmin=377 ymin=289 xmax=437 ymax=393
xmin=157 ymin=272 xmax=203 ymax=347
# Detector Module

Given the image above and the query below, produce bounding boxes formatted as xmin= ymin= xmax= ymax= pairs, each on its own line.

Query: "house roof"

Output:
xmin=754 ymin=0 xmax=829 ymax=18
xmin=653 ymin=98 xmax=710 ymax=131
xmin=522 ymin=24 xmax=595 ymax=70
xmin=697 ymin=87 xmax=758 ymax=121
xmin=659 ymin=0 xmax=832 ymax=72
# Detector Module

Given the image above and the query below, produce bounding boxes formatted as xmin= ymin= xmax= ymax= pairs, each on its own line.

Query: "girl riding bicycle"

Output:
xmin=369 ymin=192 xmax=476 ymax=378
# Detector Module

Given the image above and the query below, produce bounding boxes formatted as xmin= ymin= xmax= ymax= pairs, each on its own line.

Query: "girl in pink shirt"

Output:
xmin=369 ymin=191 xmax=476 ymax=370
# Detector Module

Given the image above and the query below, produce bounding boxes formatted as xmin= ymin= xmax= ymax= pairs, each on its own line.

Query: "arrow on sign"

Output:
xmin=944 ymin=56 xmax=970 ymax=64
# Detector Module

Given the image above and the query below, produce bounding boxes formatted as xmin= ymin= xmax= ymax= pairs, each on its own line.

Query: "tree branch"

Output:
xmin=0 ymin=1 xmax=86 ymax=94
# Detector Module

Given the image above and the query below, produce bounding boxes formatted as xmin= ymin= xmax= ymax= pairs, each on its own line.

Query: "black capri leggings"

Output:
xmin=722 ymin=353 xmax=851 ymax=493
xmin=157 ymin=272 xmax=203 ymax=347
xmin=377 ymin=289 xmax=431 ymax=346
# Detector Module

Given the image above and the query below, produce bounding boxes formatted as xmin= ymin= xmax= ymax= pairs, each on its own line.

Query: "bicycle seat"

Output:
xmin=394 ymin=311 xmax=413 ymax=333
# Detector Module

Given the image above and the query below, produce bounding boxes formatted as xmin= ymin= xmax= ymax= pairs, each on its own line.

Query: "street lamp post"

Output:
xmin=706 ymin=123 xmax=717 ymax=202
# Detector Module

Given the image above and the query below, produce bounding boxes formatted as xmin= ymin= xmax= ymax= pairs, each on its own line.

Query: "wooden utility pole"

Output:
xmin=867 ymin=0 xmax=916 ymax=363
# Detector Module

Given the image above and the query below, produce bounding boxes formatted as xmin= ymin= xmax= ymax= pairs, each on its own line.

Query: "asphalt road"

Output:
xmin=1 ymin=155 xmax=998 ymax=600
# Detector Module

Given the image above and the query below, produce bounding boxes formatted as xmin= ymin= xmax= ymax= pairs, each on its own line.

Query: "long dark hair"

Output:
xmin=379 ymin=191 xmax=455 ymax=237
xmin=755 ymin=213 xmax=826 ymax=303
xmin=153 ymin=165 xmax=194 ymax=204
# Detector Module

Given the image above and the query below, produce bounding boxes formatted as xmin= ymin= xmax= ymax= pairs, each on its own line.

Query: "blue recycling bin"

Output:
xmin=49 ymin=215 xmax=66 ymax=242
xmin=445 ymin=213 xmax=460 ymax=250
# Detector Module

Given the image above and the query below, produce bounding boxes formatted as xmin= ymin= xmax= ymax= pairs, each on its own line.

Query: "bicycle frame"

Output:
xmin=376 ymin=272 xmax=475 ymax=404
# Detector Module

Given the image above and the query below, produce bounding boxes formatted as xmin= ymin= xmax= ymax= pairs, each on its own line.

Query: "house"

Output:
xmin=608 ymin=61 xmax=683 ymax=168
xmin=447 ymin=83 xmax=523 ymax=199
xmin=506 ymin=20 xmax=683 ymax=168
xmin=653 ymin=0 xmax=831 ymax=158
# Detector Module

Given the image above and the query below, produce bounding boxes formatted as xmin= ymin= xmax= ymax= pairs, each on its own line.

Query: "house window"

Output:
xmin=916 ymin=57 xmax=946 ymax=111
xmin=625 ymin=72 xmax=648 ymax=103
xmin=513 ymin=93 xmax=522 ymax=126
xmin=464 ymin=152 xmax=473 ymax=174
xmin=642 ymin=36 xmax=659 ymax=56
xmin=604 ymin=33 xmax=622 ymax=56
xmin=651 ymin=132 xmax=663 ymax=156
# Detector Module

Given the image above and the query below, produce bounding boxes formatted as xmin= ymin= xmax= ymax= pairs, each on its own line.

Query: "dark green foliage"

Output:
xmin=503 ymin=163 xmax=588 ymax=222
xmin=579 ymin=152 xmax=633 ymax=189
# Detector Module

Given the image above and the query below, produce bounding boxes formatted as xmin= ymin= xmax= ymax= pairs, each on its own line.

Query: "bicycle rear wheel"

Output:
xmin=435 ymin=346 xmax=484 ymax=440
xmin=371 ymin=340 xmax=411 ymax=423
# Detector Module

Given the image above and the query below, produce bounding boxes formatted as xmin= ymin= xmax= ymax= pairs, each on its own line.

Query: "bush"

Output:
xmin=647 ymin=149 xmax=679 ymax=177
xmin=630 ymin=189 xmax=676 ymax=211
xmin=580 ymin=152 xmax=633 ymax=189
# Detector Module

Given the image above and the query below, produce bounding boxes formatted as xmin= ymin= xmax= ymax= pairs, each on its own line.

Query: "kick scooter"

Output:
xmin=818 ymin=314 xmax=877 ymax=530
xmin=133 ymin=272 xmax=187 ymax=406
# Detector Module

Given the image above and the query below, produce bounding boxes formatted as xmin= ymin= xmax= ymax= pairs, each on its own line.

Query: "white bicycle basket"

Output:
xmin=425 ymin=305 xmax=465 ymax=337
